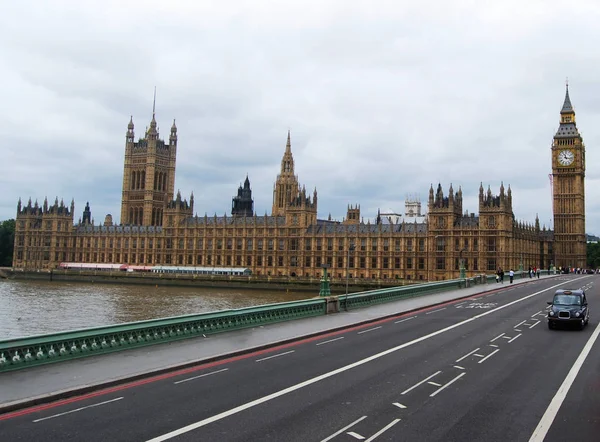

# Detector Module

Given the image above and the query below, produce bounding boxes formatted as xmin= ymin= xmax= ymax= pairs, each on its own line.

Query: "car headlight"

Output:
xmin=576 ymin=312 xmax=581 ymax=317
xmin=549 ymin=311 xmax=555 ymax=316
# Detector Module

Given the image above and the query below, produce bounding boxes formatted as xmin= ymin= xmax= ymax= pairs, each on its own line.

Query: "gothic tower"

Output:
xmin=551 ymin=83 xmax=586 ymax=269
xmin=232 ymin=175 xmax=254 ymax=216
xmin=120 ymin=90 xmax=177 ymax=226
xmin=272 ymin=131 xmax=299 ymax=216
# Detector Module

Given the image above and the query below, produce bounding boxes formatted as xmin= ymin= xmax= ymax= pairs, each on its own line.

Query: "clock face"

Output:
xmin=558 ymin=149 xmax=575 ymax=166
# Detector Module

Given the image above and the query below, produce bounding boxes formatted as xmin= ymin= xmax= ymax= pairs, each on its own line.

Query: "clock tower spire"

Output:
xmin=551 ymin=82 xmax=586 ymax=270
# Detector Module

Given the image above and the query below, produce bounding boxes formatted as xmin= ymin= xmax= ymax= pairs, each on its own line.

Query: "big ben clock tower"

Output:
xmin=551 ymin=83 xmax=587 ymax=270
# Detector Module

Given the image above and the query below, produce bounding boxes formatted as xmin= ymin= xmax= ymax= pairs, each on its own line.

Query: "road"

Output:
xmin=1 ymin=275 xmax=599 ymax=441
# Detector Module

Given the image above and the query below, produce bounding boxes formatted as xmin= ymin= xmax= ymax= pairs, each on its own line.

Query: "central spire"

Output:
xmin=560 ymin=81 xmax=573 ymax=114
xmin=285 ymin=129 xmax=291 ymax=153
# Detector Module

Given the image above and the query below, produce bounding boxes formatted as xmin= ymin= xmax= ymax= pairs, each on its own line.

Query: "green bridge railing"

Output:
xmin=0 ymin=270 xmax=554 ymax=372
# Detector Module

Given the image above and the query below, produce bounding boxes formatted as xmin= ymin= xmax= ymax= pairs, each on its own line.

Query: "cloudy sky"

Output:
xmin=1 ymin=0 xmax=599 ymax=233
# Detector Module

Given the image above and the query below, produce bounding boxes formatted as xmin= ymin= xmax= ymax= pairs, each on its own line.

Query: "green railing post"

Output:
xmin=319 ymin=265 xmax=331 ymax=297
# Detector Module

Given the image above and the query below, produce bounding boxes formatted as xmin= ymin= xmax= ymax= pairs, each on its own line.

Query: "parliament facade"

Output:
xmin=12 ymin=87 xmax=588 ymax=280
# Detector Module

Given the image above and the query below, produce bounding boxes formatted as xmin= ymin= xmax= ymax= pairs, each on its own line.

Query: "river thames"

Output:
xmin=0 ymin=279 xmax=311 ymax=339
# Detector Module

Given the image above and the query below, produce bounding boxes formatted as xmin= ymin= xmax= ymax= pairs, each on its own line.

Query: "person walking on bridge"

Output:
xmin=509 ymin=269 xmax=514 ymax=284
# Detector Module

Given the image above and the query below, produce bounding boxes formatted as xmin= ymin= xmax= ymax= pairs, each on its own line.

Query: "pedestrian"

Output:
xmin=500 ymin=268 xmax=504 ymax=283
xmin=537 ymin=268 xmax=540 ymax=278
xmin=509 ymin=268 xmax=514 ymax=283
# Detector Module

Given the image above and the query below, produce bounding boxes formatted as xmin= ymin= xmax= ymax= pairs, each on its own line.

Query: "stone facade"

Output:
xmin=12 ymin=89 xmax=588 ymax=279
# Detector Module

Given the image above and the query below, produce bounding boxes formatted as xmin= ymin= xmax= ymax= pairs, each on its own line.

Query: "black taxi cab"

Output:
xmin=547 ymin=289 xmax=589 ymax=330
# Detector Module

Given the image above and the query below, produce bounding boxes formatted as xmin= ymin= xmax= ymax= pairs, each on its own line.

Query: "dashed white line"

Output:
xmin=474 ymin=354 xmax=485 ymax=358
xmin=515 ymin=329 xmax=522 ymax=332
xmin=402 ymin=371 xmax=442 ymax=395
xmin=532 ymin=311 xmax=543 ymax=317
xmin=426 ymin=308 xmax=447 ymax=315
xmin=393 ymin=402 xmax=407 ymax=409
xmin=456 ymin=348 xmax=481 ymax=363
xmin=321 ymin=416 xmax=367 ymax=442
xmin=489 ymin=344 xmax=499 ymax=348
xmin=358 ymin=326 xmax=382 ymax=335
xmin=508 ymin=334 xmax=522 ymax=343
xmin=529 ymin=320 xmax=541 ymax=329
xmin=455 ymin=302 xmax=467 ymax=306
xmin=478 ymin=349 xmax=500 ymax=364
xmin=490 ymin=333 xmax=505 ymax=342
xmin=33 ymin=397 xmax=124 ymax=422
xmin=453 ymin=365 xmax=466 ymax=370
xmin=255 ymin=350 xmax=295 ymax=362
xmin=514 ymin=320 xmax=527 ymax=329
xmin=316 ymin=337 xmax=345 ymax=346
xmin=427 ymin=381 xmax=442 ymax=387
xmin=365 ymin=419 xmax=401 ymax=442
xmin=395 ymin=316 xmax=417 ymax=324
xmin=430 ymin=373 xmax=466 ymax=397
xmin=174 ymin=368 xmax=229 ymax=385
xmin=347 ymin=431 xmax=365 ymax=440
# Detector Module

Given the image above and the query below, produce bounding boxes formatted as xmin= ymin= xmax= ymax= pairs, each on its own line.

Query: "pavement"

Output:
xmin=0 ymin=274 xmax=556 ymax=411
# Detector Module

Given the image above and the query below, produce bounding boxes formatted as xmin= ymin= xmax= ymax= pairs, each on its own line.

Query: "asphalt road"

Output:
xmin=1 ymin=275 xmax=599 ymax=441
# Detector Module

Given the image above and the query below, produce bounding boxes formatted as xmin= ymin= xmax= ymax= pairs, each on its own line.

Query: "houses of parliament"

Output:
xmin=12 ymin=87 xmax=587 ymax=281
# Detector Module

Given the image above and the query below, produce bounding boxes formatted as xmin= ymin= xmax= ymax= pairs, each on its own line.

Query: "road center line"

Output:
xmin=401 ymin=371 xmax=442 ymax=395
xmin=490 ymin=333 xmax=505 ymax=342
xmin=365 ymin=419 xmax=401 ymax=442
xmin=478 ymin=349 xmax=500 ymax=364
xmin=146 ymin=278 xmax=586 ymax=442
xmin=456 ymin=348 xmax=480 ymax=363
xmin=316 ymin=337 xmax=345 ymax=346
xmin=33 ymin=397 xmax=123 ymax=423
xmin=174 ymin=368 xmax=229 ymax=385
xmin=529 ymin=319 xmax=600 ymax=442
xmin=358 ymin=326 xmax=382 ymax=335
xmin=255 ymin=350 xmax=295 ymax=362
xmin=430 ymin=373 xmax=466 ymax=397
xmin=320 ymin=416 xmax=367 ymax=442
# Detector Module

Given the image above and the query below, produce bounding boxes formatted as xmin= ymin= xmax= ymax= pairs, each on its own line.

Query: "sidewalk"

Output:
xmin=0 ymin=275 xmax=557 ymax=411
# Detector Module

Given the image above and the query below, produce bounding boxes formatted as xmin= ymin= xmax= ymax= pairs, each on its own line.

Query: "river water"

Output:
xmin=0 ymin=280 xmax=311 ymax=339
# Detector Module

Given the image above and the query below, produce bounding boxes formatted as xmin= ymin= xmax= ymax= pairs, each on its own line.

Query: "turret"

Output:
xmin=169 ymin=119 xmax=177 ymax=146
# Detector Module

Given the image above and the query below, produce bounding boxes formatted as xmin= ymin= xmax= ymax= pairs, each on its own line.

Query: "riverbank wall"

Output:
xmin=3 ymin=269 xmax=416 ymax=293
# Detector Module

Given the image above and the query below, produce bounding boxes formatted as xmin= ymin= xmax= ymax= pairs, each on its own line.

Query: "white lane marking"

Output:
xmin=489 ymin=344 xmax=499 ymax=348
xmin=490 ymin=333 xmax=505 ymax=342
xmin=455 ymin=302 xmax=467 ymax=306
xmin=347 ymin=431 xmax=365 ymax=440
xmin=365 ymin=419 xmax=401 ymax=442
xmin=453 ymin=365 xmax=466 ymax=370
xmin=33 ymin=397 xmax=124 ymax=423
xmin=507 ymin=334 xmax=522 ymax=343
xmin=146 ymin=277 xmax=588 ymax=442
xmin=174 ymin=368 xmax=229 ymax=385
xmin=358 ymin=326 xmax=382 ymax=335
xmin=320 ymin=416 xmax=367 ymax=442
xmin=426 ymin=308 xmax=447 ymax=315
xmin=427 ymin=381 xmax=442 ymax=387
xmin=393 ymin=402 xmax=407 ymax=409
xmin=514 ymin=320 xmax=527 ymax=329
xmin=532 ymin=311 xmax=543 ymax=317
xmin=478 ymin=349 xmax=500 ymax=364
xmin=456 ymin=348 xmax=481 ymax=363
xmin=255 ymin=350 xmax=295 ymax=362
xmin=529 ymin=320 xmax=600 ymax=442
xmin=401 ymin=371 xmax=442 ymax=395
xmin=430 ymin=373 xmax=466 ymax=397
xmin=316 ymin=337 xmax=345 ymax=346
xmin=515 ymin=329 xmax=522 ymax=332
xmin=395 ymin=316 xmax=417 ymax=324
xmin=474 ymin=354 xmax=485 ymax=358
xmin=529 ymin=320 xmax=541 ymax=329
xmin=502 ymin=336 xmax=512 ymax=340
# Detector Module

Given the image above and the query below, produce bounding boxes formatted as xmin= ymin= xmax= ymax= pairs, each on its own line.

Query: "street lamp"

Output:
xmin=344 ymin=242 xmax=355 ymax=311
xmin=459 ymin=248 xmax=466 ymax=279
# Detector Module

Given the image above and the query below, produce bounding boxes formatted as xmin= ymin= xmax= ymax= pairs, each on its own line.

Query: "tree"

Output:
xmin=0 ymin=219 xmax=15 ymax=266
xmin=587 ymin=242 xmax=600 ymax=269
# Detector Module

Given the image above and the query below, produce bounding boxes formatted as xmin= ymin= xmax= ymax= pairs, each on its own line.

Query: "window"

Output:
xmin=337 ymin=257 xmax=343 ymax=268
xmin=327 ymin=238 xmax=333 ymax=251
xmin=419 ymin=239 xmax=425 ymax=252
xmin=257 ymin=256 xmax=262 ymax=266
xmin=436 ymin=257 xmax=445 ymax=270
xmin=305 ymin=239 xmax=311 ymax=251
xmin=361 ymin=238 xmax=367 ymax=251
xmin=395 ymin=257 xmax=400 ymax=269
xmin=383 ymin=257 xmax=389 ymax=268
xmin=383 ymin=239 xmax=389 ymax=252
xmin=371 ymin=257 xmax=377 ymax=268
xmin=316 ymin=239 xmax=322 ymax=251
xmin=268 ymin=240 xmax=274 ymax=250
xmin=371 ymin=240 xmax=377 ymax=252
xmin=247 ymin=239 xmax=253 ymax=251
xmin=338 ymin=239 xmax=344 ymax=251
xmin=407 ymin=239 xmax=413 ymax=252
xmin=258 ymin=239 xmax=263 ymax=251
xmin=418 ymin=258 xmax=425 ymax=269
xmin=305 ymin=256 xmax=311 ymax=267
xmin=406 ymin=258 xmax=412 ymax=269
xmin=236 ymin=239 xmax=242 ymax=250
xmin=279 ymin=239 xmax=285 ymax=251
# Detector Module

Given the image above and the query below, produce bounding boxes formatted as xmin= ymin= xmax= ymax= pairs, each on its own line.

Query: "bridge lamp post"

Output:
xmin=344 ymin=242 xmax=355 ymax=311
